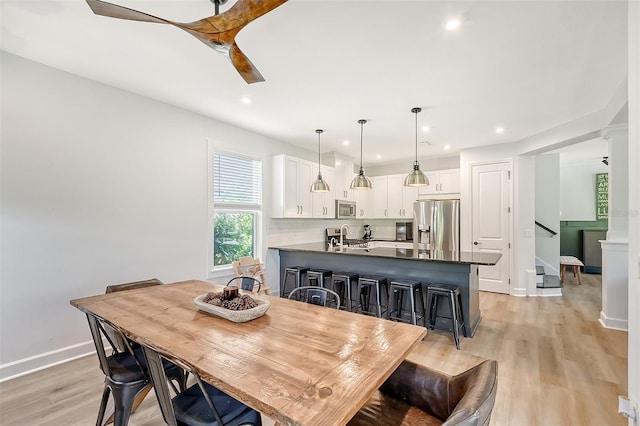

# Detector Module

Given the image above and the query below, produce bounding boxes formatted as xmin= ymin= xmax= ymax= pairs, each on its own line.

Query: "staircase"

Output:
xmin=536 ymin=265 xmax=562 ymax=297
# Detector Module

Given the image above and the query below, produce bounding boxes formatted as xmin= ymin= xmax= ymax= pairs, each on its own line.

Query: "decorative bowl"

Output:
xmin=193 ymin=293 xmax=270 ymax=323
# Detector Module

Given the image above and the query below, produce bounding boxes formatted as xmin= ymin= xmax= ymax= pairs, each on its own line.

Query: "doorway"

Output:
xmin=471 ymin=161 xmax=512 ymax=294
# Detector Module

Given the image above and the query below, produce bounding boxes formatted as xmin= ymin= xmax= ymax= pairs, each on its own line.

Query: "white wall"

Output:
xmin=0 ymin=52 xmax=321 ymax=380
xmin=535 ymin=154 xmax=560 ymax=274
xmin=627 ymin=0 xmax=639 ymax=415
xmin=559 ymin=160 xmax=608 ymax=221
xmin=367 ymin=156 xmax=460 ymax=177
xmin=460 ymin=143 xmax=535 ymax=296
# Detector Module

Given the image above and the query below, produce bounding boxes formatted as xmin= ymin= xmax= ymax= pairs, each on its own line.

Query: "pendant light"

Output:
xmin=404 ymin=107 xmax=429 ymax=187
xmin=350 ymin=119 xmax=373 ymax=190
xmin=310 ymin=129 xmax=330 ymax=192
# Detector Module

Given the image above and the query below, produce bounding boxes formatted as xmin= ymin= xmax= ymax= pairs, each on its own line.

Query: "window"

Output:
xmin=209 ymin=150 xmax=262 ymax=273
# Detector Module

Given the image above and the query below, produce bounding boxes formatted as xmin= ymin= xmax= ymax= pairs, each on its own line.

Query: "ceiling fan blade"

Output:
xmin=85 ymin=0 xmax=169 ymax=24
xmin=85 ymin=0 xmax=283 ymax=84
xmin=229 ymin=42 xmax=265 ymax=84
xmin=205 ymin=0 xmax=288 ymax=33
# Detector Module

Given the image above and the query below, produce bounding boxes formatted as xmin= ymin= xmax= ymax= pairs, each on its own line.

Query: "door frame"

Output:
xmin=468 ymin=159 xmax=514 ymax=295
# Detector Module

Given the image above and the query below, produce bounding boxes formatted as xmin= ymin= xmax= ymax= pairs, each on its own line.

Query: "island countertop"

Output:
xmin=269 ymin=242 xmax=502 ymax=266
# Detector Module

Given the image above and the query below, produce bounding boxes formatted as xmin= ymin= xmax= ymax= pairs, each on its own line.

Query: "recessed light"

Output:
xmin=241 ymin=97 xmax=251 ymax=104
xmin=495 ymin=127 xmax=505 ymax=134
xmin=445 ymin=19 xmax=461 ymax=31
xmin=444 ymin=145 xmax=451 ymax=150
xmin=422 ymin=125 xmax=430 ymax=132
xmin=342 ymin=140 xmax=350 ymax=146
xmin=335 ymin=160 xmax=342 ymax=166
xmin=376 ymin=154 xmax=382 ymax=160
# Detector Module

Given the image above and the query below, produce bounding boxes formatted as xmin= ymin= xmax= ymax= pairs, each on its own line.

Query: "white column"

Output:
xmin=599 ymin=124 xmax=629 ymax=331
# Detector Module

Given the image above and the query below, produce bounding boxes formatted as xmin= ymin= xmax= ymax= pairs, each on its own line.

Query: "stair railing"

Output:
xmin=535 ymin=221 xmax=558 ymax=237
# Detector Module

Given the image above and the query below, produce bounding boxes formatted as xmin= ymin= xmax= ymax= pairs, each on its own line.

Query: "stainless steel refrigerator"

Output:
xmin=413 ymin=199 xmax=460 ymax=251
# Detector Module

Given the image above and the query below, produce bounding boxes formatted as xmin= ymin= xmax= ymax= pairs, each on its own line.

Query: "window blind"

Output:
xmin=213 ymin=153 xmax=262 ymax=205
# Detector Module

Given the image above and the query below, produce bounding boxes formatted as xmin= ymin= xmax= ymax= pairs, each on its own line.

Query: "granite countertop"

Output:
xmin=269 ymin=242 xmax=502 ymax=266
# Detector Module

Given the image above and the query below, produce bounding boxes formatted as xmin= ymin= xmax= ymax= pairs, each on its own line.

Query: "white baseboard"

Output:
xmin=599 ymin=311 xmax=628 ymax=332
xmin=511 ymin=287 xmax=528 ymax=297
xmin=0 ymin=340 xmax=95 ymax=383
xmin=536 ymin=287 xmax=563 ymax=297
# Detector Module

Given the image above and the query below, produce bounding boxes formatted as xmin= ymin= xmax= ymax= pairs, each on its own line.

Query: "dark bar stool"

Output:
xmin=389 ymin=279 xmax=425 ymax=326
xmin=330 ymin=272 xmax=359 ymax=311
xmin=356 ymin=275 xmax=388 ymax=318
xmin=281 ymin=266 xmax=309 ymax=298
xmin=307 ymin=269 xmax=333 ymax=288
xmin=426 ymin=284 xmax=466 ymax=350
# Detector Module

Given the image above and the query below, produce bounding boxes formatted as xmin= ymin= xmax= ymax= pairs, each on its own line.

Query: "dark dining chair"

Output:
xmin=348 ymin=359 xmax=498 ymax=426
xmin=86 ymin=311 xmax=187 ymax=426
xmin=225 ymin=276 xmax=262 ymax=294
xmin=142 ymin=345 xmax=262 ymax=426
xmin=288 ymin=285 xmax=341 ymax=309
xmin=103 ymin=278 xmax=164 ymax=352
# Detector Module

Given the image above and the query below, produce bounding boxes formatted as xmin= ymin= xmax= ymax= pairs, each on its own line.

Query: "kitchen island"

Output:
xmin=269 ymin=242 xmax=502 ymax=337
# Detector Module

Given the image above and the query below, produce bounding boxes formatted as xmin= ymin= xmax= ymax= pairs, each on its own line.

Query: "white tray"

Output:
xmin=193 ymin=293 xmax=270 ymax=323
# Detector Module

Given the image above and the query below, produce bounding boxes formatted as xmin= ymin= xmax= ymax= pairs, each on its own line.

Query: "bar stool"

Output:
xmin=281 ymin=266 xmax=309 ymax=298
xmin=425 ymin=284 xmax=466 ymax=350
xmin=389 ymin=279 xmax=425 ymax=326
xmin=356 ymin=275 xmax=388 ymax=318
xmin=331 ymin=272 xmax=359 ymax=311
xmin=307 ymin=269 xmax=333 ymax=288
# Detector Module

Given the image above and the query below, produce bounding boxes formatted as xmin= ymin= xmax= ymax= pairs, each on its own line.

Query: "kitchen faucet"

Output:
xmin=339 ymin=224 xmax=350 ymax=247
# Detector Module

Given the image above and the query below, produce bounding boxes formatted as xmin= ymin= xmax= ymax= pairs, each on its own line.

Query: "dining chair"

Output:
xmin=225 ymin=276 xmax=262 ymax=294
xmin=142 ymin=345 xmax=262 ymax=426
xmin=103 ymin=278 xmax=164 ymax=352
xmin=288 ymin=286 xmax=341 ymax=309
xmin=348 ymin=359 xmax=498 ymax=426
xmin=232 ymin=256 xmax=270 ymax=294
xmin=86 ymin=311 xmax=186 ymax=426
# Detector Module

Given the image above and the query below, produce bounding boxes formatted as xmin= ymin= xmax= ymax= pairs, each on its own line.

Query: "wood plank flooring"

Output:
xmin=0 ymin=273 xmax=627 ymax=425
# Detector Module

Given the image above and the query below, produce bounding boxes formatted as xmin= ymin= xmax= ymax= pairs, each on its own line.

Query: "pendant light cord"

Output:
xmin=358 ymin=119 xmax=366 ymax=170
xmin=411 ymin=107 xmax=421 ymax=163
xmin=316 ymin=129 xmax=323 ymax=174
xmin=415 ymin=110 xmax=418 ymax=162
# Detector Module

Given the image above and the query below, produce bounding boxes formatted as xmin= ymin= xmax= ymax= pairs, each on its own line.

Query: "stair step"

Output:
xmin=536 ymin=265 xmax=545 ymax=275
xmin=537 ymin=274 xmax=562 ymax=289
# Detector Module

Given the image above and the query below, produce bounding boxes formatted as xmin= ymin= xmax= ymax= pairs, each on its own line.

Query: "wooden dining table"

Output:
xmin=70 ymin=280 xmax=427 ymax=426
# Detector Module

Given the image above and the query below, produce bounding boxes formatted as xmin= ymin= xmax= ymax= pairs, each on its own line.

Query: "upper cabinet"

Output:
xmin=272 ymin=155 xmax=314 ymax=218
xmin=419 ymin=168 xmax=461 ymax=198
xmin=333 ymin=159 xmax=356 ymax=201
xmin=311 ymin=165 xmax=335 ymax=218
xmin=353 ymin=187 xmax=372 ymax=218
xmin=386 ymin=174 xmax=419 ymax=219
xmin=371 ymin=175 xmax=389 ymax=218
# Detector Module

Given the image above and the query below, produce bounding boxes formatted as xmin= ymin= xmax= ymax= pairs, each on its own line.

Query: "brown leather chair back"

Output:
xmin=379 ymin=359 xmax=498 ymax=425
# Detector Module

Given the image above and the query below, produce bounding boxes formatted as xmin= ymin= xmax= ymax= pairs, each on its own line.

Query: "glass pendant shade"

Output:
xmin=350 ymin=119 xmax=372 ymax=190
xmin=310 ymin=129 xmax=330 ymax=193
xmin=404 ymin=107 xmax=429 ymax=187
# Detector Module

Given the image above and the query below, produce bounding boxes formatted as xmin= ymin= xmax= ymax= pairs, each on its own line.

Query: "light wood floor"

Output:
xmin=0 ymin=273 xmax=627 ymax=425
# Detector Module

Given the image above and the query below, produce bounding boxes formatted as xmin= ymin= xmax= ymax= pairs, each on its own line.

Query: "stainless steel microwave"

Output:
xmin=335 ymin=200 xmax=356 ymax=219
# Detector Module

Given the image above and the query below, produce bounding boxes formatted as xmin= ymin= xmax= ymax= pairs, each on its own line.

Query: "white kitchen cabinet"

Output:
xmin=272 ymin=155 xmax=313 ymax=218
xmin=353 ymin=186 xmax=372 ymax=218
xmin=371 ymin=175 xmax=389 ymax=218
xmin=419 ymin=168 xmax=460 ymax=197
xmin=311 ymin=166 xmax=336 ymax=218
xmin=333 ymin=159 xmax=356 ymax=201
xmin=386 ymin=174 xmax=419 ymax=218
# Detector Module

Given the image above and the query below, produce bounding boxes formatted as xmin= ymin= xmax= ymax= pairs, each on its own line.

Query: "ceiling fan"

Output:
xmin=85 ymin=0 xmax=288 ymax=84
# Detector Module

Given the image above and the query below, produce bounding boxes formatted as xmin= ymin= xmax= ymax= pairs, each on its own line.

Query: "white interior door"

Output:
xmin=471 ymin=162 xmax=512 ymax=294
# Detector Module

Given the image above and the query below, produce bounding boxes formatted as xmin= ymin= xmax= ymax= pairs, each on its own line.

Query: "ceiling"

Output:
xmin=1 ymin=0 xmax=629 ymax=165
